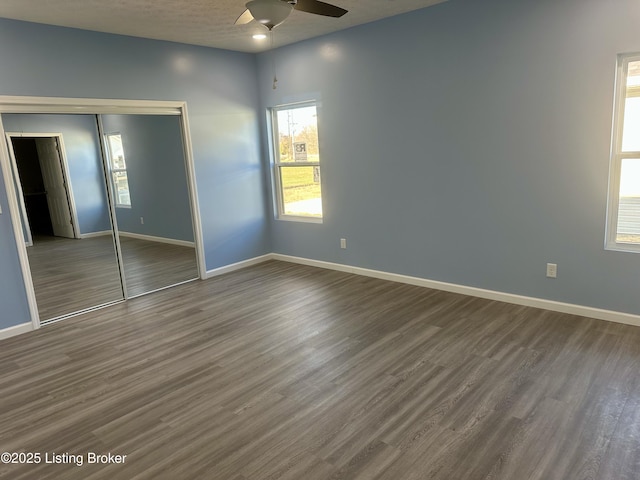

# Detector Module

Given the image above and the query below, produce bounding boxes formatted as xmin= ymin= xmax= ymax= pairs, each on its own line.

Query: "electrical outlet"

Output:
xmin=140 ymin=217 xmax=144 ymax=225
xmin=340 ymin=238 xmax=347 ymax=249
xmin=546 ymin=263 xmax=557 ymax=278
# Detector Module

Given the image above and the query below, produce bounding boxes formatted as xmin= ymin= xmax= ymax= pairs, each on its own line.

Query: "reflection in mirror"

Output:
xmin=101 ymin=114 xmax=199 ymax=297
xmin=3 ymin=114 xmax=124 ymax=321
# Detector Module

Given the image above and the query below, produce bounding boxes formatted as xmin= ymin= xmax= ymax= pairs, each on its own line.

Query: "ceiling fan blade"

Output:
xmin=234 ymin=8 xmax=254 ymax=25
xmin=293 ymin=0 xmax=347 ymax=18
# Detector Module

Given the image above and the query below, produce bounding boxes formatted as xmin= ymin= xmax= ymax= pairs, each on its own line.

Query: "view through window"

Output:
xmin=106 ymin=134 xmax=131 ymax=208
xmin=609 ymin=55 xmax=640 ymax=249
xmin=271 ymin=103 xmax=322 ymax=219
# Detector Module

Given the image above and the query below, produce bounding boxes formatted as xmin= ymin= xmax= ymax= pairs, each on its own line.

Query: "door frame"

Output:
xmin=6 ymin=132 xmax=80 ymax=246
xmin=0 ymin=96 xmax=207 ymax=331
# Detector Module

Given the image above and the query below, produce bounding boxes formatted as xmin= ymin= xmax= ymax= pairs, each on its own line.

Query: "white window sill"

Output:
xmin=276 ymin=215 xmax=323 ymax=224
xmin=605 ymin=242 xmax=640 ymax=253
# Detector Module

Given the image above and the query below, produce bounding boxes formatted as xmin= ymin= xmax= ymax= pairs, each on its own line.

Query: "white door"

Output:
xmin=36 ymin=138 xmax=75 ymax=239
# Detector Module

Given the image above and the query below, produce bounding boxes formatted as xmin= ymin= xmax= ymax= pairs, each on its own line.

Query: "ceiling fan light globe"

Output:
xmin=246 ymin=0 xmax=293 ymax=29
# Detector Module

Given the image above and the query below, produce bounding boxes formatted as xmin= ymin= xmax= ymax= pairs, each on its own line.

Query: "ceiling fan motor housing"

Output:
xmin=246 ymin=0 xmax=293 ymax=29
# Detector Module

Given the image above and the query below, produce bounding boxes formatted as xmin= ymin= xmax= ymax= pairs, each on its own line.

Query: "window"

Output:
xmin=270 ymin=102 xmax=323 ymax=221
xmin=106 ymin=133 xmax=131 ymax=207
xmin=607 ymin=54 xmax=640 ymax=251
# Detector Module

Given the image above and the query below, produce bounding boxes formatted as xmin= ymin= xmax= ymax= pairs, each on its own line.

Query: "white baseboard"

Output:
xmin=80 ymin=230 xmax=111 ymax=239
xmin=5 ymin=253 xmax=638 ymax=343
xmin=271 ymin=254 xmax=640 ymax=328
xmin=206 ymin=254 xmax=273 ymax=278
xmin=118 ymin=231 xmax=195 ymax=248
xmin=0 ymin=322 xmax=34 ymax=340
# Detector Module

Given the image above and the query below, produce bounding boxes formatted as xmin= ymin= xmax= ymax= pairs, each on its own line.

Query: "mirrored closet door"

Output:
xmin=100 ymin=114 xmax=199 ymax=298
xmin=3 ymin=113 xmax=124 ymax=321
xmin=2 ymin=108 xmax=201 ymax=324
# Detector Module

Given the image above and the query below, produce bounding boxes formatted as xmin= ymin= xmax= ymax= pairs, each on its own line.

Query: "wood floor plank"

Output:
xmin=596 ymin=381 xmax=640 ymax=480
xmin=1 ymin=260 xmax=640 ymax=479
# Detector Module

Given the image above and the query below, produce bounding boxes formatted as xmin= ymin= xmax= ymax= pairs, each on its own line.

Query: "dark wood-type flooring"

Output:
xmin=1 ymin=260 xmax=640 ymax=479
xmin=27 ymin=235 xmax=123 ymax=321
xmin=27 ymin=235 xmax=199 ymax=321
xmin=119 ymin=235 xmax=199 ymax=298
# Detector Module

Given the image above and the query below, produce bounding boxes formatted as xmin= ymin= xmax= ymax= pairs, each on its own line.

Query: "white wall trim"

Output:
xmin=118 ymin=231 xmax=195 ymax=248
xmin=206 ymin=254 xmax=273 ymax=278
xmin=179 ymin=103 xmax=207 ymax=281
xmin=0 ymin=95 xmax=184 ymax=115
xmin=5 ymin=132 xmax=33 ymax=246
xmin=0 ymin=322 xmax=34 ymax=340
xmin=4 ymin=251 xmax=640 ymax=341
xmin=0 ymin=116 xmax=41 ymax=330
xmin=79 ymin=230 xmax=112 ymax=239
xmin=271 ymin=254 xmax=640 ymax=328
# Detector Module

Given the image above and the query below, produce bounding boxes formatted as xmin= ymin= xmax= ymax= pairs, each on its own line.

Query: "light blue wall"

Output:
xmin=258 ymin=0 xmax=640 ymax=315
xmin=2 ymin=113 xmax=112 ymax=236
xmin=101 ymin=114 xmax=194 ymax=242
xmin=2 ymin=0 xmax=639 ymax=330
xmin=0 ymin=19 xmax=268 ymax=329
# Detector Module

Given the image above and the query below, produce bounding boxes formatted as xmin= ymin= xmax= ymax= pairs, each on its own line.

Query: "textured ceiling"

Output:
xmin=0 ymin=0 xmax=447 ymax=53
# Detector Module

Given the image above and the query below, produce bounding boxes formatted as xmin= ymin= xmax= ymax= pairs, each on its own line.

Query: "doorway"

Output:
xmin=7 ymin=134 xmax=79 ymax=246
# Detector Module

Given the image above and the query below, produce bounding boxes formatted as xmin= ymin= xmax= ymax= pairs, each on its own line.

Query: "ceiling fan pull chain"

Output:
xmin=271 ymin=29 xmax=278 ymax=90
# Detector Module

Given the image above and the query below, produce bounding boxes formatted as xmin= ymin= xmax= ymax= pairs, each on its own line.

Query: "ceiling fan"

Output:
xmin=235 ymin=0 xmax=348 ymax=30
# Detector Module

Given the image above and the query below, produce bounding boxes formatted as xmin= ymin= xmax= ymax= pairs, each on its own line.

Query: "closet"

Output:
xmin=0 ymin=99 xmax=203 ymax=325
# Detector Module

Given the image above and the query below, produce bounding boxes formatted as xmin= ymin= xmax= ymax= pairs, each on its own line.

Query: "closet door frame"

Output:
xmin=0 ymin=95 xmax=206 ymax=330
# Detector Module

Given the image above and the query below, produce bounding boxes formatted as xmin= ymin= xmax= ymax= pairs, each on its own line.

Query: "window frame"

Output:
xmin=105 ymin=132 xmax=132 ymax=209
xmin=269 ymin=101 xmax=323 ymax=223
xmin=606 ymin=53 xmax=640 ymax=253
